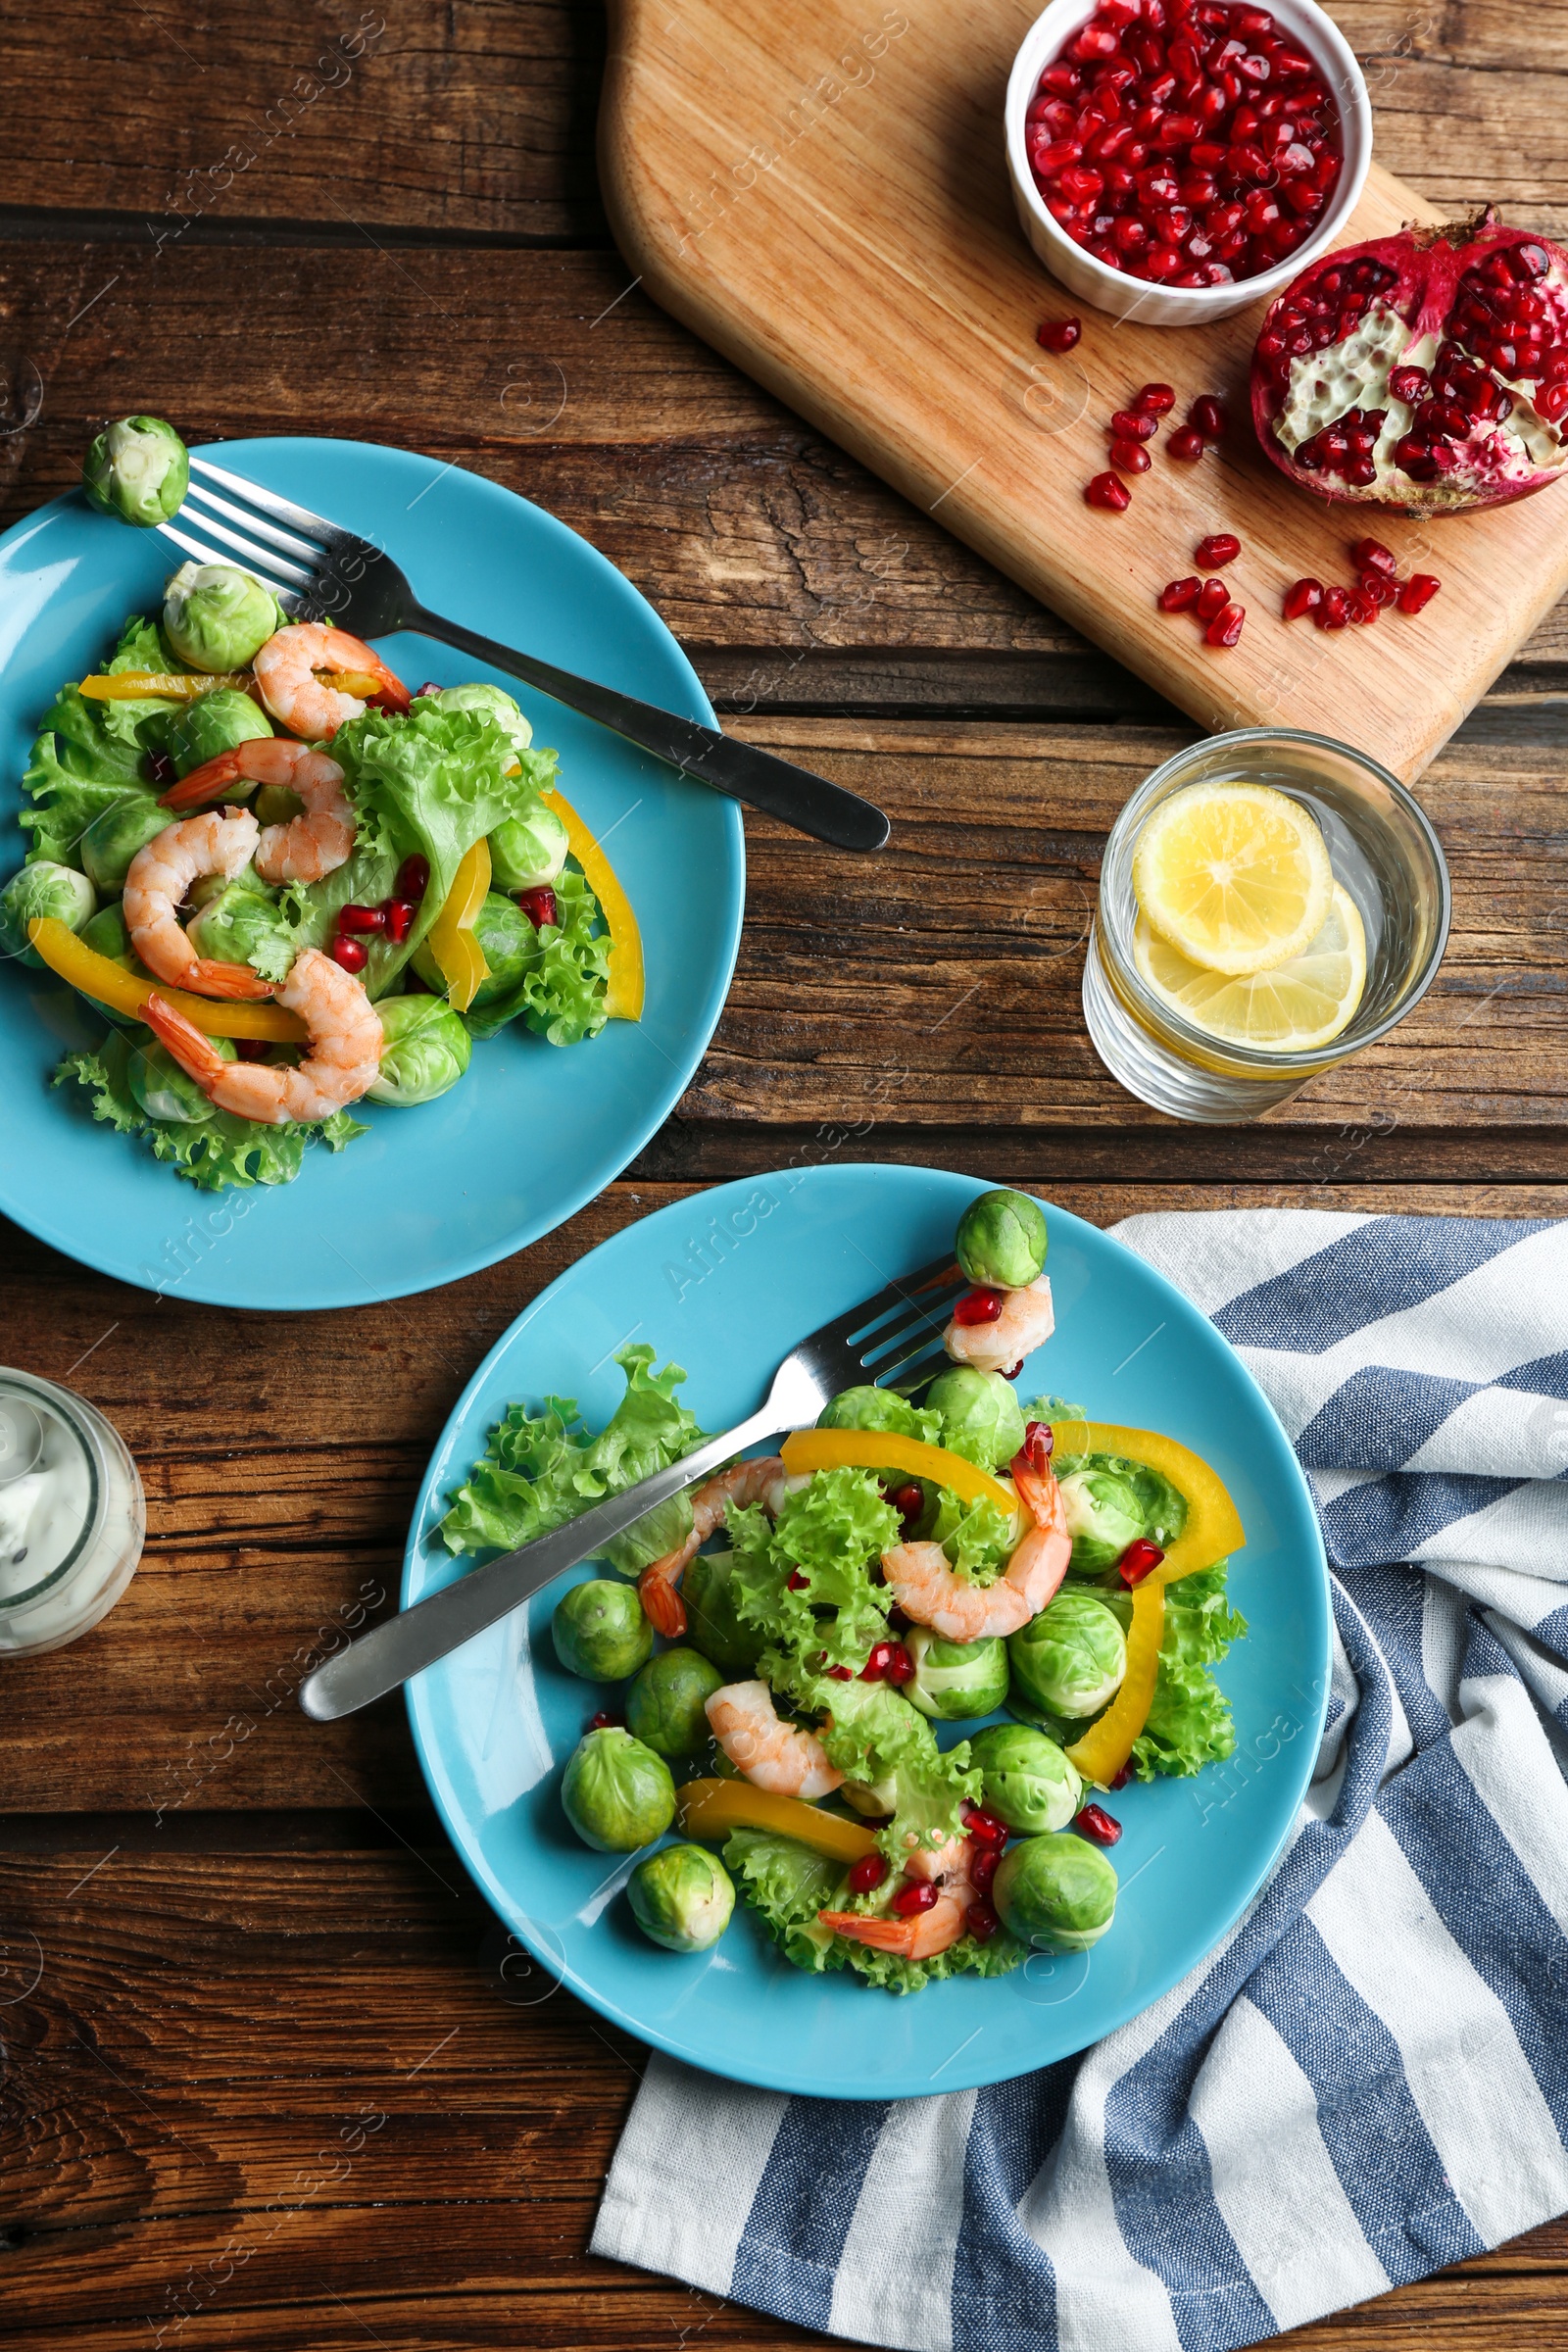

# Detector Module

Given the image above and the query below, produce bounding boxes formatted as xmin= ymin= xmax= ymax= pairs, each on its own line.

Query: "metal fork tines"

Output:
xmin=803 ymin=1252 xmax=965 ymax=1393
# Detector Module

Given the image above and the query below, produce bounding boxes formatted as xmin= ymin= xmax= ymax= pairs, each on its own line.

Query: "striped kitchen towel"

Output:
xmin=592 ymin=1209 xmax=1568 ymax=2351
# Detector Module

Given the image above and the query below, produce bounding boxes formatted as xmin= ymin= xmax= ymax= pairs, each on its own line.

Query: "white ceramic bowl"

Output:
xmin=1004 ymin=0 xmax=1373 ymax=326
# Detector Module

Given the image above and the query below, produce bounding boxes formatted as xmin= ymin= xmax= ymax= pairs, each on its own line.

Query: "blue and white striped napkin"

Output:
xmin=592 ymin=1209 xmax=1568 ymax=2350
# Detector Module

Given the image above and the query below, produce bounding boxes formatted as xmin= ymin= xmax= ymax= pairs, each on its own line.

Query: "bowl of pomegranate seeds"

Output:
xmin=1005 ymin=0 xmax=1372 ymax=324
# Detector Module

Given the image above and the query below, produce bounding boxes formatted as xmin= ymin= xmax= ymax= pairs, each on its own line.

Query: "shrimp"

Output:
xmin=252 ymin=621 xmax=409 ymax=741
xmin=122 ymin=809 xmax=275 ymax=1001
xmin=820 ymin=1847 xmax=976 ymax=1963
xmin=881 ymin=1442 xmax=1070 ymax=1641
xmin=705 ymin=1680 xmax=844 ymax=1800
xmin=638 ymin=1455 xmax=789 ymax=1638
xmin=944 ymin=1275 xmax=1055 ymax=1377
xmin=161 ymin=738 xmax=356 ymax=887
xmin=141 ymin=946 xmax=383 ymax=1126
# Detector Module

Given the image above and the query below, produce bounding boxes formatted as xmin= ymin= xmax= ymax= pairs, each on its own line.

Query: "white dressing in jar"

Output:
xmin=0 ymin=1371 xmax=144 ymax=1654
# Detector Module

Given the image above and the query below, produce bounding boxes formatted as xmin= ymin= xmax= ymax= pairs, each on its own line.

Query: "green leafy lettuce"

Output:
xmin=438 ymin=1346 xmax=707 ymax=1556
xmin=55 ymin=1029 xmax=366 ymax=1193
xmin=462 ymin=869 xmax=610 ymax=1047
xmin=1131 ymin=1563 xmax=1246 ymax=1779
xmin=928 ymin=1490 xmax=1016 ymax=1587
xmin=721 ymin=1826 xmax=1021 ymax=1994
xmin=22 ymin=613 xmax=178 ymax=869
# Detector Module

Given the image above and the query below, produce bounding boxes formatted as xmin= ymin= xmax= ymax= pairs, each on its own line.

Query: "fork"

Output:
xmin=158 ymin=454 xmax=890 ymax=854
xmin=297 ymin=1250 xmax=965 ymax=1722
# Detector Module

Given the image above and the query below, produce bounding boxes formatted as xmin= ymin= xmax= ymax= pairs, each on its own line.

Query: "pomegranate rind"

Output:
xmin=1250 ymin=213 xmax=1568 ymax=514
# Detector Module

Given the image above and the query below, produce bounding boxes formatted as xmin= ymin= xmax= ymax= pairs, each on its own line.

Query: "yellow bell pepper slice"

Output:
xmin=542 ymin=785 xmax=644 ymax=1021
xmin=1049 ymin=1419 xmax=1244 ymax=1582
xmin=27 ymin=916 xmax=307 ymax=1041
xmin=675 ymin=1778 xmax=877 ymax=1865
xmin=779 ymin=1427 xmax=1018 ymax=1519
xmin=423 ymin=836 xmax=491 ymax=1013
xmin=1065 ymin=1580 xmax=1166 ymax=1788
xmin=78 ymin=669 xmax=253 ymax=702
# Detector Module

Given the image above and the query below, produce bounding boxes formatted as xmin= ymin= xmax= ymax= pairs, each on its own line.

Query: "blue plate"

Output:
xmin=0 ymin=439 xmax=743 ymax=1308
xmin=404 ymin=1163 xmax=1330 ymax=2100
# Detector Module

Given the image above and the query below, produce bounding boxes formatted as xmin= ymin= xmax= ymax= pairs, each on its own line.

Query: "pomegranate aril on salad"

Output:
xmin=329 ymin=933 xmax=368 ymax=973
xmin=848 ymin=1852 xmax=889 ymax=1895
xmin=1076 ymin=1803 xmax=1124 ymax=1846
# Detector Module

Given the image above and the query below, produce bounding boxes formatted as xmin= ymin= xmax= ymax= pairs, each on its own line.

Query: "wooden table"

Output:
xmin=3 ymin=5 xmax=1565 ymax=2345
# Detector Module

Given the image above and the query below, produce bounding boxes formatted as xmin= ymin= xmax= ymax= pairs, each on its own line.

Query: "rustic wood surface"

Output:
xmin=3 ymin=2 xmax=1568 ymax=2346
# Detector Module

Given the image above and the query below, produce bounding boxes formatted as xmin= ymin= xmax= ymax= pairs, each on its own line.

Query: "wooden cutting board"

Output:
xmin=600 ymin=0 xmax=1568 ymax=781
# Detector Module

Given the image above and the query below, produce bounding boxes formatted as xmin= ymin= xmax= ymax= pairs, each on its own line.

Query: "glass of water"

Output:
xmin=1082 ymin=728 xmax=1450 ymax=1122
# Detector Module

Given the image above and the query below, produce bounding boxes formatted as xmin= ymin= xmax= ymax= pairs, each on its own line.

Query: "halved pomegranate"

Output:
xmin=1250 ymin=208 xmax=1568 ymax=512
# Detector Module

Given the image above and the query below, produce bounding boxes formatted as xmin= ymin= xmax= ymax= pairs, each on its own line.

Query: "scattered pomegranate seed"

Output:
xmin=1347 ymin=585 xmax=1381 ymax=623
xmin=966 ymin=1896 xmax=1001 ymax=1943
xmin=1117 ymin=1536 xmax=1166 ymax=1586
xmin=1195 ymin=578 xmax=1230 ymax=622
xmin=963 ymin=1803 xmax=1008 ymax=1847
xmin=883 ymin=1642 xmax=915 ymax=1687
xmin=1166 ymin=425 xmax=1206 ymax=461
xmin=1351 ymin=536 xmax=1398 ymax=578
xmin=1357 ymin=570 xmax=1396 ymax=608
xmin=1111 ymin=408 xmax=1159 ymax=442
xmin=968 ymin=1844 xmax=1000 ymax=1894
xmin=415 ymin=680 xmax=444 ymax=698
xmin=1085 ymin=470 xmax=1133 ymax=510
xmin=1205 ymin=600 xmax=1246 ymax=647
xmin=891 ymin=1881 xmax=940 ymax=1918
xmin=1076 ymin=1803 xmax=1123 ymax=1846
xmin=1021 ymin=1419 xmax=1054 ymax=1467
xmin=1001 ymin=1358 xmax=1025 ymax=1379
xmin=1317 ymin=584 xmax=1350 ymax=629
xmin=517 ymin=885 xmax=558 ymax=929
xmin=586 ymin=1711 xmax=624 ymax=1731
xmin=1190 ymin=394 xmax=1228 ymax=440
xmin=1109 ymin=1761 xmax=1135 ymax=1790
xmin=329 ymin=934 xmax=368 ymax=973
xmin=1159 ymin=576 xmax=1202 ymax=612
xmin=1195 ymin=532 xmax=1241 ymax=566
xmin=396 ymin=854 xmax=431 ymax=902
xmin=787 ymin=1570 xmax=808 ymax=1592
xmin=235 ymin=1038 xmax=270 ymax=1062
xmin=337 ymin=902 xmax=386 ymax=934
xmin=860 ymin=1639 xmax=898 ymax=1682
xmin=1397 ymin=572 xmax=1442 ymax=613
xmin=1109 ymin=437 xmax=1152 ymax=472
xmin=1134 ymin=382 xmax=1176 ymax=415
xmin=889 ymin=1481 xmax=924 ymax=1534
xmin=848 ymin=1852 xmax=889 ymax=1895
xmin=1037 ymin=317 xmax=1083 ymax=351
xmin=382 ymin=897 xmax=416 ymax=945
xmin=954 ymin=1287 xmax=1004 ymax=1326
xmin=1283 ymin=576 xmax=1325 ymax=620
xmin=824 ymin=1664 xmax=854 ymax=1681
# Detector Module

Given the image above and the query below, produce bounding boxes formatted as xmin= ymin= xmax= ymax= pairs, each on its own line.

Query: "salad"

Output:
xmin=0 ymin=415 xmax=641 ymax=1192
xmin=441 ymin=1188 xmax=1249 ymax=1992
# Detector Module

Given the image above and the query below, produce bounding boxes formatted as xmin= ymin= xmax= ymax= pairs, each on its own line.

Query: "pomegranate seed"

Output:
xmin=891 ymin=1881 xmax=940 ymax=1918
xmin=954 ymin=1286 xmax=1004 ymax=1326
xmin=1390 ymin=365 xmax=1429 ymax=406
xmin=1317 ymin=585 xmax=1350 ymax=629
xmin=1205 ymin=600 xmax=1245 ymax=647
xmin=1397 ymin=572 xmax=1442 ymax=613
xmin=966 ymin=1897 xmax=1001 ymax=1942
xmin=234 ymin=1038 xmax=270 ymax=1062
xmin=396 ymin=854 xmax=431 ymax=902
xmin=1117 ymin=1536 xmax=1166 ymax=1586
xmin=329 ymin=934 xmax=368 ymax=973
xmin=1134 ymin=380 xmax=1177 ymax=413
xmin=517 ymin=885 xmax=558 ymax=929
xmin=1283 ymin=576 xmax=1324 ymax=619
xmin=963 ymin=1804 xmax=1009 ymax=1847
xmin=1190 ymin=394 xmax=1227 ymax=438
xmin=787 ymin=1569 xmax=808 ymax=1591
xmin=382 ymin=896 xmax=416 ymax=945
xmin=1109 ymin=437 xmax=1152 ymax=471
xmin=1110 ymin=408 xmax=1159 ymax=441
xmin=337 ymin=902 xmax=386 ymax=934
xmin=1195 ymin=531 xmax=1241 ymax=565
xmin=587 ymin=1711 xmax=624 ymax=1731
xmin=968 ymin=1845 xmax=1000 ymax=1894
xmin=1037 ymin=315 xmax=1083 ymax=351
xmin=883 ymin=1642 xmax=915 ymax=1687
xmin=1158 ymin=575 xmax=1202 ymax=612
xmin=860 ymin=1639 xmax=897 ymax=1682
xmin=415 ymin=680 xmax=444 ymax=698
xmin=1195 ymin=577 xmax=1230 ymax=621
xmin=1348 ymin=587 xmax=1379 ymax=624
xmin=848 ymin=1852 xmax=889 ymax=1895
xmin=1075 ymin=1803 xmax=1123 ymax=1846
xmin=1109 ymin=1761 xmax=1135 ymax=1790
xmin=1357 ymin=569 xmax=1397 ymax=609
xmin=1085 ymin=470 xmax=1133 ymax=509
xmin=886 ymin=1482 xmax=923 ymax=1534
xmin=1166 ymin=425 xmax=1206 ymax=460
xmin=824 ymin=1664 xmax=854 ymax=1681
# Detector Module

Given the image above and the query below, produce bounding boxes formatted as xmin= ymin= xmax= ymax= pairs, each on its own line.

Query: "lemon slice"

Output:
xmin=1132 ymin=781 xmax=1334 ymax=975
xmin=1134 ymin=883 xmax=1367 ymax=1053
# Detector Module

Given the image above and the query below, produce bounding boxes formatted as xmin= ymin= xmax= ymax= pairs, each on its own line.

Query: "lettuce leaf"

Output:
xmin=929 ymin=1490 xmax=1015 ymax=1587
xmin=841 ymin=1922 xmax=1024 ymax=1994
xmin=720 ymin=1825 xmax=1022 ymax=1991
xmin=462 ymin=869 xmax=610 ymax=1047
xmin=438 ymin=1345 xmax=707 ymax=1556
xmin=1131 ymin=1563 xmax=1247 ymax=1780
xmin=54 ymin=1032 xmax=367 ymax=1192
xmin=21 ymin=612 xmax=176 ymax=869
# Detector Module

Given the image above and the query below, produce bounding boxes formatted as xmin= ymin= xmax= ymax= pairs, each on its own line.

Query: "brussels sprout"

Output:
xmin=414 ymin=892 xmax=534 ymax=1011
xmin=926 ymin=1366 xmax=1025 ymax=1474
xmin=816 ymin=1386 xmax=920 ymax=1437
xmin=906 ymin=1628 xmax=1009 ymax=1722
xmin=0 ymin=861 xmax=97 ymax=968
xmin=600 ymin=1491 xmax=695 ymax=1582
xmin=186 ymin=883 xmax=290 ymax=975
xmin=1009 ymin=1592 xmax=1127 ymax=1721
xmin=994 ymin=1831 xmax=1117 ymax=1951
xmin=956 ymin=1188 xmax=1048 ymax=1291
xmin=163 ymin=563 xmax=283 ymax=672
xmin=561 ymin=1726 xmax=676 ymax=1852
xmin=489 ymin=804 xmax=569 ymax=893
xmin=433 ymin=682 xmax=533 ymax=755
xmin=82 ymin=415 xmax=189 ymax=527
xmin=626 ymin=1646 xmax=725 ymax=1759
xmin=366 ymin=995 xmax=473 ymax=1107
xmin=627 ymin=1841 xmax=735 ymax=1953
xmin=81 ymin=795 xmax=173 ymax=895
xmin=968 ymin=1722 xmax=1083 ymax=1833
xmin=146 ymin=686 xmax=273 ymax=778
xmin=681 ymin=1548 xmax=765 ymax=1679
xmin=1059 ymin=1468 xmax=1147 ymax=1574
xmin=127 ymin=1032 xmax=236 ymax=1124
xmin=840 ymin=1772 xmax=899 ymax=1816
xmin=551 ymin=1579 xmax=655 ymax=1683
xmin=77 ymin=903 xmax=151 ymax=1024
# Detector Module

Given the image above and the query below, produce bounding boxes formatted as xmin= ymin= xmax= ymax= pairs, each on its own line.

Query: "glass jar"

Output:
xmin=0 ymin=1370 xmax=145 ymax=1655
